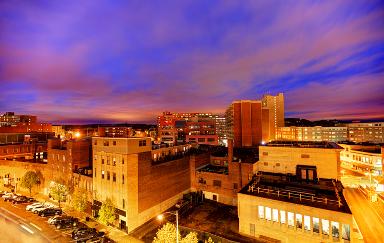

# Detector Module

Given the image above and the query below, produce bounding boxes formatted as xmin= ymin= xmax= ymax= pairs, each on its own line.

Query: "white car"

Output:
xmin=26 ymin=202 xmax=43 ymax=211
xmin=2 ymin=193 xmax=14 ymax=200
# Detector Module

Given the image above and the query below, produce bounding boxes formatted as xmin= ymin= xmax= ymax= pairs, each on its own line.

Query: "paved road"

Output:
xmin=344 ymin=188 xmax=384 ymax=243
xmin=0 ymin=199 xmax=73 ymax=242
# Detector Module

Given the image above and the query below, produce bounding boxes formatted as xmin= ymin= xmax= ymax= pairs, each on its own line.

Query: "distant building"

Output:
xmin=347 ymin=122 xmax=384 ymax=143
xmin=0 ymin=112 xmax=52 ymax=133
xmin=339 ymin=143 xmax=382 ymax=175
xmin=238 ymin=141 xmax=359 ymax=242
xmin=157 ymin=112 xmax=225 ymax=145
xmin=276 ymin=126 xmax=348 ymax=142
xmin=98 ymin=126 xmax=133 ymax=138
xmin=225 ymin=93 xmax=284 ymax=147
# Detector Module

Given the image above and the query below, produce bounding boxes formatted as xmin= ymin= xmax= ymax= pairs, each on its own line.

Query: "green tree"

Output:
xmin=20 ymin=171 xmax=40 ymax=196
xmin=49 ymin=181 xmax=68 ymax=208
xmin=98 ymin=198 xmax=116 ymax=226
xmin=205 ymin=237 xmax=215 ymax=243
xmin=71 ymin=187 xmax=88 ymax=212
xmin=153 ymin=223 xmax=198 ymax=243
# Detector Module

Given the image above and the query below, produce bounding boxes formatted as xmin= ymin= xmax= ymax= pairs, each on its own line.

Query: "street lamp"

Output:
xmin=157 ymin=210 xmax=179 ymax=243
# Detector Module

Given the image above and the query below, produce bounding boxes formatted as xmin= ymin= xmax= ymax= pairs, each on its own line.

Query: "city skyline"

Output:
xmin=1 ymin=1 xmax=384 ymax=124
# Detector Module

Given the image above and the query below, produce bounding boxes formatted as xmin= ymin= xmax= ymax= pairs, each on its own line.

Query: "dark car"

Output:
xmin=38 ymin=208 xmax=62 ymax=217
xmin=13 ymin=196 xmax=34 ymax=204
xmin=72 ymin=228 xmax=105 ymax=242
xmin=54 ymin=216 xmax=79 ymax=229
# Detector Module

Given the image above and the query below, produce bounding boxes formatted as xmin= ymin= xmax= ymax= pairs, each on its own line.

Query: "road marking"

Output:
xmin=30 ymin=222 xmax=42 ymax=231
xmin=20 ymin=224 xmax=35 ymax=234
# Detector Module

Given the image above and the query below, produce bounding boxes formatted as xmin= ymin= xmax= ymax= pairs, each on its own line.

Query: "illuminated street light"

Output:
xmin=157 ymin=210 xmax=179 ymax=243
xmin=74 ymin=132 xmax=81 ymax=138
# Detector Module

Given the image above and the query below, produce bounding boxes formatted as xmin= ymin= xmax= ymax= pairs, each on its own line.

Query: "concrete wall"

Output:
xmin=258 ymin=146 xmax=341 ymax=179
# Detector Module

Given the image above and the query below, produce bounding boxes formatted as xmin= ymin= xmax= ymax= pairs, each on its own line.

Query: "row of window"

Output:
xmin=2 ymin=147 xmax=31 ymax=154
xmin=96 ymin=169 xmax=125 ymax=184
xmin=257 ymin=205 xmax=350 ymax=240
xmin=94 ymin=140 xmax=147 ymax=147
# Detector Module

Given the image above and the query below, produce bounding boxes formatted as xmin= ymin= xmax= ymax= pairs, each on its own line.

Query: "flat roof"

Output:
xmin=239 ymin=172 xmax=351 ymax=214
xmin=265 ymin=141 xmax=342 ymax=149
xmin=197 ymin=164 xmax=228 ymax=175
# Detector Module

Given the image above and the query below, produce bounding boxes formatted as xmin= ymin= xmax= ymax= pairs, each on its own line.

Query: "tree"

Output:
xmin=49 ymin=181 xmax=68 ymax=208
xmin=98 ymin=198 xmax=115 ymax=226
xmin=205 ymin=237 xmax=215 ymax=243
xmin=20 ymin=171 xmax=40 ymax=196
xmin=153 ymin=223 xmax=198 ymax=243
xmin=71 ymin=187 xmax=88 ymax=212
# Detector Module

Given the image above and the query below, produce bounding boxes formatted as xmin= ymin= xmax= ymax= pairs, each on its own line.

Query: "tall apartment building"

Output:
xmin=276 ymin=126 xmax=348 ymax=142
xmin=238 ymin=141 xmax=359 ymax=242
xmin=262 ymin=93 xmax=285 ymax=139
xmin=347 ymin=122 xmax=384 ymax=143
xmin=92 ymin=137 xmax=194 ymax=232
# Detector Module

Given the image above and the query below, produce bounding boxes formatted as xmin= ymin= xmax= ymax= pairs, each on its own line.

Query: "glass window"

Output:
xmin=332 ymin=221 xmax=340 ymax=239
xmin=280 ymin=210 xmax=286 ymax=224
xmin=304 ymin=215 xmax=311 ymax=231
xmin=258 ymin=206 xmax=264 ymax=219
xmin=272 ymin=209 xmax=279 ymax=222
xmin=322 ymin=219 xmax=329 ymax=235
xmin=288 ymin=212 xmax=294 ymax=227
xmin=342 ymin=224 xmax=350 ymax=241
xmin=313 ymin=217 xmax=320 ymax=233
xmin=265 ymin=207 xmax=272 ymax=221
xmin=296 ymin=214 xmax=302 ymax=229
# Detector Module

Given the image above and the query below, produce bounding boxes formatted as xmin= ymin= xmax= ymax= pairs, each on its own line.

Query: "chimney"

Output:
xmin=228 ymin=139 xmax=233 ymax=162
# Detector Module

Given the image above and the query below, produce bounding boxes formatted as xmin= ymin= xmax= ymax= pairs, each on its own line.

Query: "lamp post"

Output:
xmin=157 ymin=210 xmax=179 ymax=243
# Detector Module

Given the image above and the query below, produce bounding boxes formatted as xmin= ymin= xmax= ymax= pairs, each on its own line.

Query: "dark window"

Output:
xmin=102 ymin=159 xmax=104 ymax=164
xmin=122 ymin=199 xmax=125 ymax=209
xmin=301 ymin=154 xmax=310 ymax=158
xmin=107 ymin=171 xmax=110 ymax=180
xmin=213 ymin=180 xmax=221 ymax=187
xmin=207 ymin=138 xmax=215 ymax=142
xmin=263 ymin=152 xmax=268 ymax=156
xmin=107 ymin=158 xmax=110 ymax=165
xmin=102 ymin=171 xmax=104 ymax=179
xmin=139 ymin=140 xmax=146 ymax=146
xmin=276 ymin=163 xmax=280 ymax=167
xmin=198 ymin=138 xmax=205 ymax=142
xmin=113 ymin=141 xmax=116 ymax=146
xmin=212 ymin=194 xmax=218 ymax=201
xmin=104 ymin=141 xmax=109 ymax=146
xmin=94 ymin=141 xmax=97 ymax=145
xmin=264 ymin=162 xmax=268 ymax=166
xmin=113 ymin=160 xmax=116 ymax=166
xmin=233 ymin=183 xmax=238 ymax=189
xmin=122 ymin=174 xmax=125 ymax=184
xmin=198 ymin=178 xmax=206 ymax=184
xmin=113 ymin=173 xmax=116 ymax=182
xmin=122 ymin=158 xmax=124 ymax=164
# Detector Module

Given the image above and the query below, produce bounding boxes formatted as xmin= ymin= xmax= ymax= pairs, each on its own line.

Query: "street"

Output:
xmin=344 ymin=188 xmax=384 ymax=243
xmin=0 ymin=199 xmax=72 ymax=242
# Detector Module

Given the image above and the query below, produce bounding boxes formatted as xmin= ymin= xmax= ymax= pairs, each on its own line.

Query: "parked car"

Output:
xmin=53 ymin=216 xmax=78 ymax=229
xmin=12 ymin=196 xmax=30 ymax=204
xmin=32 ymin=204 xmax=53 ymax=213
xmin=71 ymin=228 xmax=105 ymax=242
xmin=38 ymin=208 xmax=62 ymax=217
xmin=26 ymin=202 xmax=43 ymax=211
xmin=2 ymin=192 xmax=14 ymax=201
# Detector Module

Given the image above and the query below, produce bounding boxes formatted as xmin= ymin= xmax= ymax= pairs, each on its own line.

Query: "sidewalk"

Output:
xmin=31 ymin=193 xmax=143 ymax=243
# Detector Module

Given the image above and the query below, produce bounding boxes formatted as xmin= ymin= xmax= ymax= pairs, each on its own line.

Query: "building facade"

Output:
xmin=92 ymin=137 xmax=194 ymax=233
xmin=262 ymin=93 xmax=285 ymax=140
xmin=276 ymin=126 xmax=348 ymax=142
xmin=238 ymin=141 xmax=358 ymax=242
xmin=347 ymin=122 xmax=384 ymax=143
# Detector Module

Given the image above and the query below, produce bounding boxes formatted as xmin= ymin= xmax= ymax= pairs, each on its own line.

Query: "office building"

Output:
xmin=276 ymin=126 xmax=348 ymax=142
xmin=262 ymin=93 xmax=285 ymax=140
xmin=347 ymin=122 xmax=384 ymax=143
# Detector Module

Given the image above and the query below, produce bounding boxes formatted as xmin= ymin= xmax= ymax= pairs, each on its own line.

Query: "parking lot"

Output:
xmin=0 ymin=192 xmax=108 ymax=242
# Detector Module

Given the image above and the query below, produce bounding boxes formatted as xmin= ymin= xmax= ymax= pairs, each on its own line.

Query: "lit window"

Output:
xmin=342 ymin=224 xmax=350 ymax=241
xmin=296 ymin=214 xmax=302 ymax=229
xmin=322 ymin=219 xmax=329 ymax=235
xmin=304 ymin=215 xmax=311 ymax=231
xmin=258 ymin=206 xmax=264 ymax=219
xmin=287 ymin=212 xmax=294 ymax=227
xmin=265 ymin=207 xmax=271 ymax=221
xmin=331 ymin=221 xmax=340 ymax=239
xmin=280 ymin=210 xmax=286 ymax=224
xmin=313 ymin=217 xmax=320 ymax=233
xmin=272 ymin=209 xmax=278 ymax=222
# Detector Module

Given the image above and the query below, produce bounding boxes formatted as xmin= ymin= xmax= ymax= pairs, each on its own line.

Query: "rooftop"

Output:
xmin=239 ymin=172 xmax=351 ymax=214
xmin=197 ymin=164 xmax=228 ymax=175
xmin=211 ymin=146 xmax=259 ymax=163
xmin=265 ymin=141 xmax=342 ymax=149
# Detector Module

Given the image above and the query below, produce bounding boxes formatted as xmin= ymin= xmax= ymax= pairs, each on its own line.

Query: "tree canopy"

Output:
xmin=153 ymin=222 xmax=198 ymax=243
xmin=98 ymin=198 xmax=116 ymax=226
xmin=49 ymin=181 xmax=68 ymax=207
xmin=20 ymin=171 xmax=40 ymax=196
xmin=71 ymin=187 xmax=88 ymax=212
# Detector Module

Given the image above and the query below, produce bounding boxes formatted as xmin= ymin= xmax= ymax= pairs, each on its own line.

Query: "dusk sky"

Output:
xmin=1 ymin=0 xmax=383 ymax=124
